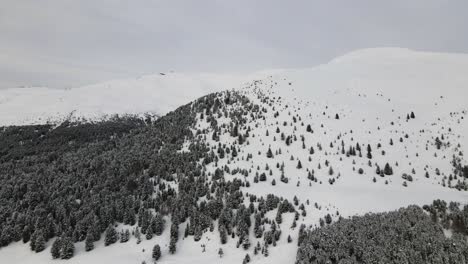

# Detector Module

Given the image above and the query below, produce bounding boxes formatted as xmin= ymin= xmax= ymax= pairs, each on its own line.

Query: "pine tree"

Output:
xmin=309 ymin=147 xmax=315 ymax=155
xmin=243 ymin=253 xmax=251 ymax=263
xmin=146 ymin=225 xmax=154 ymax=240
xmin=297 ymin=160 xmax=302 ymax=169
xmin=152 ymin=244 xmax=161 ymax=261
xmin=367 ymin=144 xmax=372 ymax=159
xmin=135 ymin=228 xmax=142 ymax=244
xmin=169 ymin=237 xmax=177 ymax=254
xmin=51 ymin=237 xmax=62 ymax=259
xmin=238 ymin=134 xmax=244 ymax=145
xmin=276 ymin=210 xmax=282 ymax=224
xmin=120 ymin=229 xmax=130 ymax=243
xmin=34 ymin=230 xmax=46 ymax=253
xmin=60 ymin=237 xmax=75 ymax=259
xmin=218 ymin=247 xmax=224 ymax=258
xmin=22 ymin=226 xmax=31 ymax=243
xmin=264 ymin=245 xmax=269 ymax=257
xmin=384 ymin=163 xmax=393 ymax=175
xmin=154 ymin=214 xmax=164 ymax=236
xmin=170 ymin=221 xmax=179 ymax=242
xmin=194 ymin=225 xmax=202 ymax=241
xmin=232 ymin=147 xmax=238 ymax=157
xmin=219 ymin=225 xmax=228 ymax=244
xmin=29 ymin=231 xmax=37 ymax=252
xmin=266 ymin=147 xmax=273 ymax=158
xmin=104 ymin=225 xmax=118 ymax=246
xmin=85 ymin=232 xmax=94 ymax=251
xmin=325 ymin=214 xmax=332 ymax=225
xmin=435 ymin=137 xmax=442 ymax=149
xmin=231 ymin=123 xmax=239 ymax=137
xmin=242 ymin=236 xmax=251 ymax=250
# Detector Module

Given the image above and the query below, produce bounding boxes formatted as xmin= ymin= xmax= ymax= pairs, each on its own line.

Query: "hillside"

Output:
xmin=0 ymin=48 xmax=467 ymax=264
xmin=0 ymin=72 xmax=249 ymax=126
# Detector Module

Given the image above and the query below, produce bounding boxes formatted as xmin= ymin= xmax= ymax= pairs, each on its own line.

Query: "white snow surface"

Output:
xmin=1 ymin=47 xmax=468 ymax=264
xmin=0 ymin=47 xmax=467 ymax=127
xmin=0 ymin=72 xmax=252 ymax=125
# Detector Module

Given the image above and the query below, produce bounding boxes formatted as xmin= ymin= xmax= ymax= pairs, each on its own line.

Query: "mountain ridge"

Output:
xmin=1 ymin=47 xmax=467 ymax=126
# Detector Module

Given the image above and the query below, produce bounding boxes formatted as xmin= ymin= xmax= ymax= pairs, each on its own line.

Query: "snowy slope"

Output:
xmin=0 ymin=72 xmax=252 ymax=126
xmin=1 ymin=47 xmax=468 ymax=264
xmin=187 ymin=48 xmax=468 ymax=262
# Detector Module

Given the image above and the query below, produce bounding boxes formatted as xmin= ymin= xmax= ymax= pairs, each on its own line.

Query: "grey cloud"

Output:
xmin=1 ymin=0 xmax=467 ymax=88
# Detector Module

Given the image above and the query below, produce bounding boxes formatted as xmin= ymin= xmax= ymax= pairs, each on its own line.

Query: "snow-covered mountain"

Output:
xmin=0 ymin=72 xmax=253 ymax=126
xmin=0 ymin=47 xmax=467 ymax=264
xmin=1 ymin=47 xmax=467 ymax=127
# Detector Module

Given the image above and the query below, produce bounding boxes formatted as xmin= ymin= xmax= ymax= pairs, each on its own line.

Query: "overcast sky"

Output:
xmin=1 ymin=0 xmax=467 ymax=89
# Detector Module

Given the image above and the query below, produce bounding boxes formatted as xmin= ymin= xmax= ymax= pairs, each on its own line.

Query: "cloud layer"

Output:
xmin=1 ymin=0 xmax=467 ymax=88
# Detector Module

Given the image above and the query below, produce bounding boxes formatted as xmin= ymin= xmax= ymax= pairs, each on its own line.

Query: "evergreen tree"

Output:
xmin=243 ymin=253 xmax=251 ymax=263
xmin=264 ymin=245 xmax=269 ymax=257
xmin=152 ymin=244 xmax=161 ymax=261
xmin=266 ymin=147 xmax=273 ymax=158
xmin=169 ymin=237 xmax=177 ymax=254
xmin=104 ymin=225 xmax=118 ymax=246
xmin=60 ymin=237 xmax=75 ymax=259
xmin=135 ymin=228 xmax=142 ymax=244
xmin=34 ymin=230 xmax=46 ymax=253
xmin=85 ymin=232 xmax=94 ymax=251
xmin=297 ymin=160 xmax=302 ymax=169
xmin=325 ymin=214 xmax=332 ymax=225
xmin=231 ymin=123 xmax=239 ymax=137
xmin=146 ymin=225 xmax=154 ymax=240
xmin=29 ymin=231 xmax=37 ymax=252
xmin=21 ymin=226 xmax=31 ymax=244
xmin=193 ymin=225 xmax=202 ymax=241
xmin=238 ymin=134 xmax=244 ymax=145
xmin=51 ymin=237 xmax=62 ymax=259
xmin=219 ymin=225 xmax=228 ymax=244
xmin=120 ymin=230 xmax=130 ymax=243
xmin=242 ymin=236 xmax=251 ymax=250
xmin=232 ymin=147 xmax=238 ymax=157
xmin=367 ymin=144 xmax=372 ymax=159
xmin=154 ymin=214 xmax=164 ymax=236
xmin=384 ymin=163 xmax=393 ymax=175
xmin=309 ymin=147 xmax=315 ymax=155
xmin=170 ymin=220 xmax=179 ymax=242
xmin=435 ymin=137 xmax=442 ymax=149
